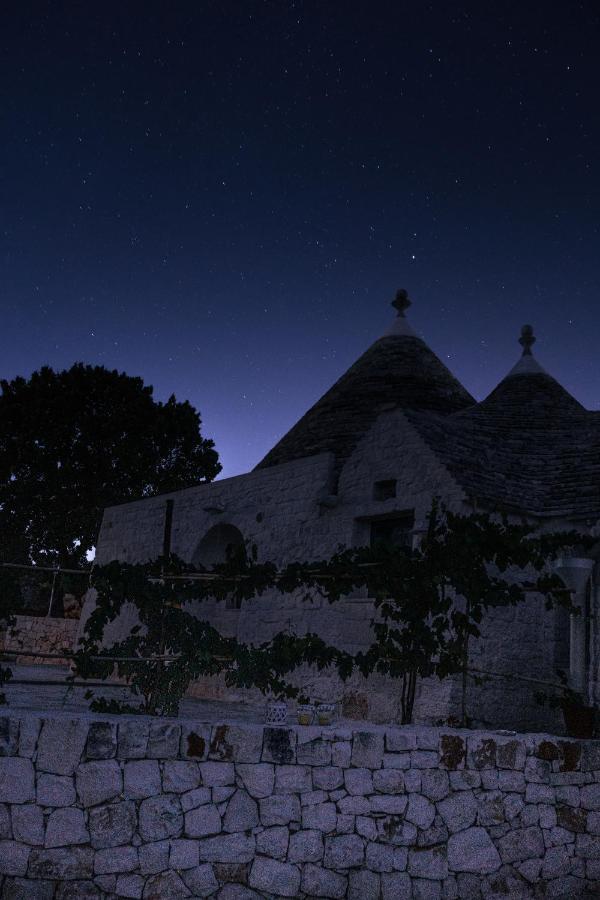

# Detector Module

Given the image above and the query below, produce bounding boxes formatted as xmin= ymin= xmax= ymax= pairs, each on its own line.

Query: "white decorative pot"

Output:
xmin=265 ymin=701 xmax=288 ymax=725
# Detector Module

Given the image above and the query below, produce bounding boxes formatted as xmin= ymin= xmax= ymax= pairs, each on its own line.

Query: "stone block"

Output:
xmin=93 ymin=845 xmax=138 ymax=874
xmin=332 ymin=740 xmax=352 ymax=768
xmin=223 ymin=789 xmax=259 ymax=832
xmin=1 ymin=877 xmax=54 ymax=899
xmin=497 ymin=825 xmax=544 ymax=863
xmin=496 ymin=739 xmax=526 ymax=770
xmin=348 ymin=869 xmax=380 ymax=900
xmin=88 ymin=800 xmax=137 ymax=848
xmin=181 ymin=863 xmax=219 ymax=897
xmin=199 ymin=761 xmax=235 ymax=786
xmin=18 ymin=717 xmax=41 ymax=759
xmin=213 ymin=785 xmax=235 ymax=803
xmin=236 ymin=763 xmax=274 ymax=798
xmin=143 ymin=871 xmax=191 ymax=897
xmin=181 ymin=786 xmax=212 ymax=811
xmin=466 ymin=736 xmax=496 ymax=770
xmin=403 ymin=769 xmax=422 ymax=792
xmin=0 ymin=759 xmax=35 ymax=803
xmin=386 ymin=729 xmax=417 ymax=752
xmin=366 ymin=841 xmax=395 ymax=872
xmin=179 ymin=724 xmax=210 ymax=760
xmin=170 ymin=838 xmax=200 ymax=870
xmin=405 ymin=793 xmax=435 ymax=829
xmin=383 ymin=752 xmax=411 ymax=769
xmin=313 ymin=766 xmax=344 ymax=791
xmin=344 ymin=767 xmax=373 ymax=795
xmin=147 ymin=722 xmax=180 ymax=758
xmin=439 ymin=734 xmax=465 ymax=770
xmin=408 ymin=846 xmax=448 ymax=879
xmin=301 ymin=863 xmax=347 ymax=898
xmin=296 ymin=739 xmax=332 ymax=767
xmin=449 ymin=770 xmax=480 ymax=791
xmin=138 ymin=794 xmax=183 ymax=841
xmin=184 ymin=803 xmax=221 ymax=837
xmin=85 ymin=722 xmax=117 ymax=760
xmin=302 ymin=801 xmax=337 ymax=832
xmin=337 ymin=795 xmax=371 ymax=815
xmin=197 ymin=832 xmax=255 ymax=863
xmin=381 ymin=871 xmax=412 ymax=899
xmin=447 ymin=826 xmax=501 ymax=874
xmin=356 ymin=815 xmax=377 ymax=840
xmin=575 ymin=833 xmax=600 ymax=859
xmin=249 ymin=856 xmax=300 ymax=897
xmin=498 ymin=770 xmax=525 ymax=792
xmin=524 ymin=758 xmax=550 ymax=783
xmin=115 ymin=874 xmax=144 ymax=899
xmin=581 ymin=783 xmax=600 ymax=810
xmin=437 ymin=791 xmax=478 ymax=833
xmin=373 ymin=768 xmax=404 ymax=793
xmin=117 ymin=721 xmax=149 ymax=759
xmin=37 ymin=774 xmax=76 ymax=807
xmin=288 ymin=828 xmax=324 ymax=863
xmin=11 ymin=804 xmax=44 ymax=845
xmin=45 ymin=808 xmax=88 ymax=847
xmin=370 ymin=794 xmax=408 ymax=815
xmin=138 ymin=839 xmax=169 ymax=875
xmin=262 ymin=728 xmax=296 ymax=765
xmin=525 ymin=782 xmax=555 ymax=804
xmin=323 ymin=833 xmax=364 ymax=868
xmin=274 ymin=764 xmax=311 ymax=793
xmin=76 ymin=760 xmax=122 ymax=807
xmin=256 ymin=825 xmax=289 ymax=859
xmin=163 ymin=761 xmax=201 ymax=794
xmin=580 ymin=742 xmax=600 ymax=773
xmin=124 ymin=759 xmax=161 ymax=799
xmin=421 ymin=769 xmax=450 ymax=801
xmin=301 ymin=789 xmax=327 ymax=806
xmin=260 ymin=794 xmax=300 ymax=826
xmin=209 ymin=725 xmax=263 ymax=763
xmin=351 ymin=732 xmax=384 ymax=768
xmin=0 ymin=840 xmax=30 ymax=876
xmin=37 ymin=720 xmax=88 ymax=776
xmin=411 ymin=750 xmax=439 ymax=768
xmin=28 ymin=847 xmax=94 ymax=880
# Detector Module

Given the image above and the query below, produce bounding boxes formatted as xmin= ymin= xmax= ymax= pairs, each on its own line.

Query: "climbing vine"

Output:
xmin=74 ymin=502 xmax=585 ymax=722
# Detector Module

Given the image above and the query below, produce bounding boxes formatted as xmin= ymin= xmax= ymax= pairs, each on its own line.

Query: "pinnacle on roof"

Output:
xmin=256 ymin=289 xmax=474 ymax=473
xmin=383 ymin=288 xmax=418 ymax=338
xmin=506 ymin=324 xmax=548 ymax=377
xmin=474 ymin=323 xmax=584 ymax=421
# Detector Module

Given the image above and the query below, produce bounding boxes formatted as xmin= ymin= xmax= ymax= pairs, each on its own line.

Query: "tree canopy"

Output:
xmin=0 ymin=364 xmax=221 ymax=567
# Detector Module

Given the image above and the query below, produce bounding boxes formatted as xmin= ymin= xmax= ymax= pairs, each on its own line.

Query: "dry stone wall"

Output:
xmin=1 ymin=712 xmax=600 ymax=898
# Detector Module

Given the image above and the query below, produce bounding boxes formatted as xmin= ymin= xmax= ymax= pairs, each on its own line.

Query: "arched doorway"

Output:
xmin=192 ymin=523 xmax=245 ymax=609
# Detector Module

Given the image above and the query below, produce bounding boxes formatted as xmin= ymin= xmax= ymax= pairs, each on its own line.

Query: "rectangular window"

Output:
xmin=369 ymin=513 xmax=415 ymax=551
xmin=373 ymin=479 xmax=397 ymax=501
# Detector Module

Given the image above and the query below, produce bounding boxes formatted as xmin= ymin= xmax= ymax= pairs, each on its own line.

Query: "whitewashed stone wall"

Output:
xmin=1 ymin=616 xmax=78 ymax=665
xmin=0 ymin=712 xmax=599 ymax=898
xmin=81 ymin=408 xmax=576 ymax=732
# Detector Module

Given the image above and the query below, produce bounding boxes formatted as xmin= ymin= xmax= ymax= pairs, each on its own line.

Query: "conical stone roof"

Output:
xmin=256 ymin=290 xmax=475 ymax=474
xmin=406 ymin=325 xmax=598 ymax=518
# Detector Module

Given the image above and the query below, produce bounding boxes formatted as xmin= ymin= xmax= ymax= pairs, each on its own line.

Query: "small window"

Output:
xmin=373 ymin=479 xmax=397 ymax=501
xmin=370 ymin=513 xmax=414 ymax=551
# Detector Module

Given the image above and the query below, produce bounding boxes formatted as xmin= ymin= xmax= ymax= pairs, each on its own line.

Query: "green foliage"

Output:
xmin=0 ymin=567 xmax=19 ymax=703
xmin=74 ymin=503 xmax=586 ymax=723
xmin=0 ymin=364 xmax=220 ymax=567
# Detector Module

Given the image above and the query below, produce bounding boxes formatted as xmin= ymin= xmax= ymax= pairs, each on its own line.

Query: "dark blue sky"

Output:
xmin=2 ymin=2 xmax=599 ymax=476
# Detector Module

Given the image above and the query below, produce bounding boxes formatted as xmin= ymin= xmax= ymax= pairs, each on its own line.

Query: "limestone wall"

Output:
xmin=1 ymin=711 xmax=599 ymax=898
xmin=0 ymin=616 xmax=78 ymax=665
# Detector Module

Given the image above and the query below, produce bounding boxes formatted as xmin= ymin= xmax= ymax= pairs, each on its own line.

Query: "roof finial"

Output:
xmin=519 ymin=324 xmax=536 ymax=356
xmin=392 ymin=289 xmax=411 ymax=317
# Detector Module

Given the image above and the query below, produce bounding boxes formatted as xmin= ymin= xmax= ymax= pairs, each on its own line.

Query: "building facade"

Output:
xmin=82 ymin=292 xmax=600 ymax=733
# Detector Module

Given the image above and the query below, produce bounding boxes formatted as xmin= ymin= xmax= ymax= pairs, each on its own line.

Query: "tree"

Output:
xmin=0 ymin=364 xmax=220 ymax=568
xmin=74 ymin=503 xmax=584 ymax=725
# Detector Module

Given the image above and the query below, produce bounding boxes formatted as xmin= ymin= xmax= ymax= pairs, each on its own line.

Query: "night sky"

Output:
xmin=3 ymin=2 xmax=599 ymax=477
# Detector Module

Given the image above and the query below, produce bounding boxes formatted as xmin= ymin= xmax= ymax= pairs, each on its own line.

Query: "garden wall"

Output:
xmin=0 ymin=615 xmax=78 ymax=665
xmin=0 ymin=711 xmax=599 ymax=898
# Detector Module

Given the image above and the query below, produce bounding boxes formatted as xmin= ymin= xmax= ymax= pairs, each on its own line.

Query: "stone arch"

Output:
xmin=192 ymin=523 xmax=246 ymax=569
